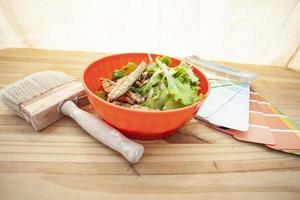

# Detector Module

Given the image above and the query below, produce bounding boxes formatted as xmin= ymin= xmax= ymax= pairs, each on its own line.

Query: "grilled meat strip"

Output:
xmin=101 ymin=78 xmax=145 ymax=104
xmin=107 ymin=61 xmax=147 ymax=102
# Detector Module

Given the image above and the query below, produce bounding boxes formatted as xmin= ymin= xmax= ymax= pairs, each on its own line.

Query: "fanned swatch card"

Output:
xmin=252 ymin=93 xmax=300 ymax=152
xmin=184 ymin=56 xmax=300 ymax=156
xmin=183 ymin=58 xmax=251 ymax=131
xmin=196 ymin=75 xmax=250 ymax=131
xmin=198 ymin=91 xmax=300 ymax=156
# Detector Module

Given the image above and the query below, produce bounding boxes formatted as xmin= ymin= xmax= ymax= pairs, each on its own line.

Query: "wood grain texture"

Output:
xmin=0 ymin=48 xmax=300 ymax=200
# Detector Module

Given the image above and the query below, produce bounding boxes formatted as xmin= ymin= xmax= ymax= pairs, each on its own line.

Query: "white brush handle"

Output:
xmin=60 ymin=100 xmax=144 ymax=163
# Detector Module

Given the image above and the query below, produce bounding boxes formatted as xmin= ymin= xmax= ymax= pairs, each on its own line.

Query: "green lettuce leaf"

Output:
xmin=143 ymin=82 xmax=169 ymax=109
xmin=162 ymin=99 xmax=185 ymax=110
xmin=174 ymin=62 xmax=199 ymax=83
xmin=156 ymin=59 xmax=199 ymax=105
xmin=136 ymin=69 xmax=163 ymax=96
xmin=132 ymin=56 xmax=201 ymax=110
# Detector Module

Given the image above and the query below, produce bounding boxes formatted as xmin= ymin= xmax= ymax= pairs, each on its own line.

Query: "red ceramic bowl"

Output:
xmin=83 ymin=53 xmax=210 ymax=140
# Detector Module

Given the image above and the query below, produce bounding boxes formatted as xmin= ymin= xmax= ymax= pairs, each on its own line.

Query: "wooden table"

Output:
xmin=0 ymin=48 xmax=300 ymax=200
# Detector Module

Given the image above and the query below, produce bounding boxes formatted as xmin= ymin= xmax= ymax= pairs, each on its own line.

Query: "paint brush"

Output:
xmin=0 ymin=71 xmax=144 ymax=163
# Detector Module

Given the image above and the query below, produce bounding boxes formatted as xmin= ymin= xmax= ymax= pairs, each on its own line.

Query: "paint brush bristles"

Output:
xmin=1 ymin=71 xmax=75 ymax=117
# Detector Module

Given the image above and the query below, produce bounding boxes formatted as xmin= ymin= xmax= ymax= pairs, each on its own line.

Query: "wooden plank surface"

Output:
xmin=0 ymin=48 xmax=300 ymax=200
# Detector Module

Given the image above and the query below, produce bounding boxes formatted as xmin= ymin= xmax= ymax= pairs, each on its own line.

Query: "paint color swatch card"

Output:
xmin=252 ymin=92 xmax=300 ymax=152
xmin=183 ymin=59 xmax=251 ymax=131
xmin=184 ymin=56 xmax=253 ymax=131
xmin=185 ymin=56 xmax=300 ymax=156
xmin=213 ymin=91 xmax=300 ymax=156
xmin=196 ymin=76 xmax=250 ymax=131
xmin=225 ymin=91 xmax=276 ymax=145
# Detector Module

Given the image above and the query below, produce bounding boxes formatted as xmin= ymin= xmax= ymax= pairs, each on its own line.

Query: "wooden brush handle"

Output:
xmin=60 ymin=101 xmax=144 ymax=163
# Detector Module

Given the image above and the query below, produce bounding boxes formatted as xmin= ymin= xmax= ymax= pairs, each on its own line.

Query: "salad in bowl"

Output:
xmin=83 ymin=53 xmax=209 ymax=139
xmin=95 ymin=55 xmax=204 ymax=111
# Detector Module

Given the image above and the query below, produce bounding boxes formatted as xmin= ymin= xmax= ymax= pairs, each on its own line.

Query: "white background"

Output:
xmin=1 ymin=0 xmax=299 ymax=70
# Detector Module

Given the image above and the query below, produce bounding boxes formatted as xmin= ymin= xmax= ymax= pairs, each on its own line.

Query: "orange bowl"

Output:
xmin=83 ymin=53 xmax=210 ymax=140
